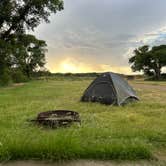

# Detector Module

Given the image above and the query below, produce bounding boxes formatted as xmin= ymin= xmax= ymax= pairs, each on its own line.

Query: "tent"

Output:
xmin=81 ymin=72 xmax=139 ymax=105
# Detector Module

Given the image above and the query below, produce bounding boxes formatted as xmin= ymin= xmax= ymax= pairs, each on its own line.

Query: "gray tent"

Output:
xmin=81 ymin=72 xmax=139 ymax=105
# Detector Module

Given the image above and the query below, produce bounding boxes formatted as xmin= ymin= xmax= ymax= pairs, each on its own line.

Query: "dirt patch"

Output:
xmin=131 ymin=82 xmax=166 ymax=91
xmin=13 ymin=83 xmax=25 ymax=87
xmin=1 ymin=160 xmax=166 ymax=166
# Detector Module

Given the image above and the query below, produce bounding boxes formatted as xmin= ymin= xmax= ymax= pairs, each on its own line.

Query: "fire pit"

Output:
xmin=31 ymin=110 xmax=81 ymax=128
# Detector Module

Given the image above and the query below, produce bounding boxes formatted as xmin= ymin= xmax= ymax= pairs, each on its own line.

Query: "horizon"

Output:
xmin=32 ymin=0 xmax=166 ymax=74
xmin=44 ymin=70 xmax=143 ymax=76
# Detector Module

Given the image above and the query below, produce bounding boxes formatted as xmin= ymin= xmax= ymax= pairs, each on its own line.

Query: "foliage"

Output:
xmin=11 ymin=69 xmax=28 ymax=83
xmin=0 ymin=0 xmax=64 ymax=85
xmin=32 ymin=68 xmax=51 ymax=77
xmin=0 ymin=0 xmax=64 ymax=40
xmin=12 ymin=34 xmax=47 ymax=78
xmin=0 ymin=68 xmax=12 ymax=86
xmin=129 ymin=45 xmax=166 ymax=80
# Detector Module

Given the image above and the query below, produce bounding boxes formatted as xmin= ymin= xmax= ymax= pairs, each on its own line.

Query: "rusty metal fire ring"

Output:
xmin=31 ymin=110 xmax=81 ymax=128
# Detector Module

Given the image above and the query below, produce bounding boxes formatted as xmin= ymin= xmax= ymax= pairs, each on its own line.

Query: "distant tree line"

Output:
xmin=129 ymin=45 xmax=166 ymax=80
xmin=52 ymin=73 xmax=101 ymax=77
xmin=0 ymin=0 xmax=63 ymax=86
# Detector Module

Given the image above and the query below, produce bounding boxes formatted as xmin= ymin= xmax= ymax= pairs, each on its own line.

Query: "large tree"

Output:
xmin=0 ymin=0 xmax=63 ymax=84
xmin=129 ymin=45 xmax=166 ymax=80
xmin=12 ymin=34 xmax=47 ymax=78
xmin=0 ymin=0 xmax=63 ymax=39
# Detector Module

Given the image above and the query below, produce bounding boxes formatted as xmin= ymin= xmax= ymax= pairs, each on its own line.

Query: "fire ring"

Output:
xmin=31 ymin=110 xmax=81 ymax=128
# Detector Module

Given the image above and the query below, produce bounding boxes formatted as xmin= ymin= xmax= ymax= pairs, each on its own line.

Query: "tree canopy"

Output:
xmin=0 ymin=0 xmax=64 ymax=85
xmin=12 ymin=34 xmax=47 ymax=78
xmin=129 ymin=45 xmax=166 ymax=80
xmin=0 ymin=0 xmax=63 ymax=39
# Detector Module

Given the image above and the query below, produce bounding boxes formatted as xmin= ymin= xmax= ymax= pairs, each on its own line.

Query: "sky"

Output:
xmin=32 ymin=0 xmax=166 ymax=74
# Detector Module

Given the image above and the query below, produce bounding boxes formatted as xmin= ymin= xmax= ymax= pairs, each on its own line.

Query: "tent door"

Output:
xmin=91 ymin=82 xmax=116 ymax=105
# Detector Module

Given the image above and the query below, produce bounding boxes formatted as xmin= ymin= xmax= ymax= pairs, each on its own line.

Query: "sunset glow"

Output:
xmin=33 ymin=0 xmax=166 ymax=74
xmin=61 ymin=62 xmax=78 ymax=73
xmin=47 ymin=58 xmax=134 ymax=74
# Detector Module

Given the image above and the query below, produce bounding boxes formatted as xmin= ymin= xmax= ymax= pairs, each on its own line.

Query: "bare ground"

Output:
xmin=1 ymin=160 xmax=166 ymax=166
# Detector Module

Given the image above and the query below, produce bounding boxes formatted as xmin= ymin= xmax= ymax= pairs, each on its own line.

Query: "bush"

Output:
xmin=0 ymin=68 xmax=12 ymax=86
xmin=145 ymin=74 xmax=166 ymax=81
xmin=11 ymin=69 xmax=29 ymax=83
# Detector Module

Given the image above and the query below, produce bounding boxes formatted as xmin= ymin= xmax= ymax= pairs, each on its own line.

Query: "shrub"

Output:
xmin=0 ymin=68 xmax=12 ymax=86
xmin=11 ymin=69 xmax=29 ymax=83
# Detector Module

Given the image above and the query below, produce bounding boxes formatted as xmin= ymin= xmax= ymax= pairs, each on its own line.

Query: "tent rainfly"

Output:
xmin=81 ymin=72 xmax=139 ymax=106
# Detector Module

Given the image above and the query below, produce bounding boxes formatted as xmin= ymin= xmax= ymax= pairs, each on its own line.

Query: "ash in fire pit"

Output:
xmin=32 ymin=110 xmax=81 ymax=128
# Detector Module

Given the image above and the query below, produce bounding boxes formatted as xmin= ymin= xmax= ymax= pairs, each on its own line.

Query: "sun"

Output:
xmin=61 ymin=62 xmax=78 ymax=73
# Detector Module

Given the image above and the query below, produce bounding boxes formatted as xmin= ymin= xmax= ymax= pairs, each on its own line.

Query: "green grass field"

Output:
xmin=0 ymin=79 xmax=166 ymax=162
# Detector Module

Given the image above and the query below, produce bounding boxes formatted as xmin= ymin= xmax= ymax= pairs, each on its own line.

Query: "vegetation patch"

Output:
xmin=0 ymin=79 xmax=166 ymax=161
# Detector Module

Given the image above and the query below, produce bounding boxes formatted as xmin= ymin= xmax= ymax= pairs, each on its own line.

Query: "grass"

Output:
xmin=0 ymin=79 xmax=166 ymax=161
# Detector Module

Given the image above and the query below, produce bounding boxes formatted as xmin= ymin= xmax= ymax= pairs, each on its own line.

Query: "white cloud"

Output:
xmin=32 ymin=0 xmax=166 ymax=73
xmin=123 ymin=25 xmax=166 ymax=61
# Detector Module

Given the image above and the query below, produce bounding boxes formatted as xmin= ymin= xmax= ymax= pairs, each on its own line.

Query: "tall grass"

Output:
xmin=0 ymin=79 xmax=166 ymax=161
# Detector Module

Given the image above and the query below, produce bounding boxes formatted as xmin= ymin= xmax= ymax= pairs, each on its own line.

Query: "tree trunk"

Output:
xmin=24 ymin=66 xmax=31 ymax=78
xmin=154 ymin=67 xmax=161 ymax=80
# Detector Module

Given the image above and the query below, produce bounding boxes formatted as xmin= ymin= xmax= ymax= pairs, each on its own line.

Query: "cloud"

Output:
xmin=32 ymin=0 xmax=166 ymax=73
xmin=47 ymin=57 xmax=133 ymax=74
xmin=124 ymin=25 xmax=166 ymax=60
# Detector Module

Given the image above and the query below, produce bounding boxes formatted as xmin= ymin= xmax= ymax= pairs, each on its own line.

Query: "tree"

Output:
xmin=150 ymin=45 xmax=166 ymax=79
xmin=129 ymin=45 xmax=166 ymax=80
xmin=0 ymin=39 xmax=13 ymax=85
xmin=0 ymin=0 xmax=64 ymax=39
xmin=0 ymin=0 xmax=64 ymax=84
xmin=13 ymin=34 xmax=47 ymax=78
